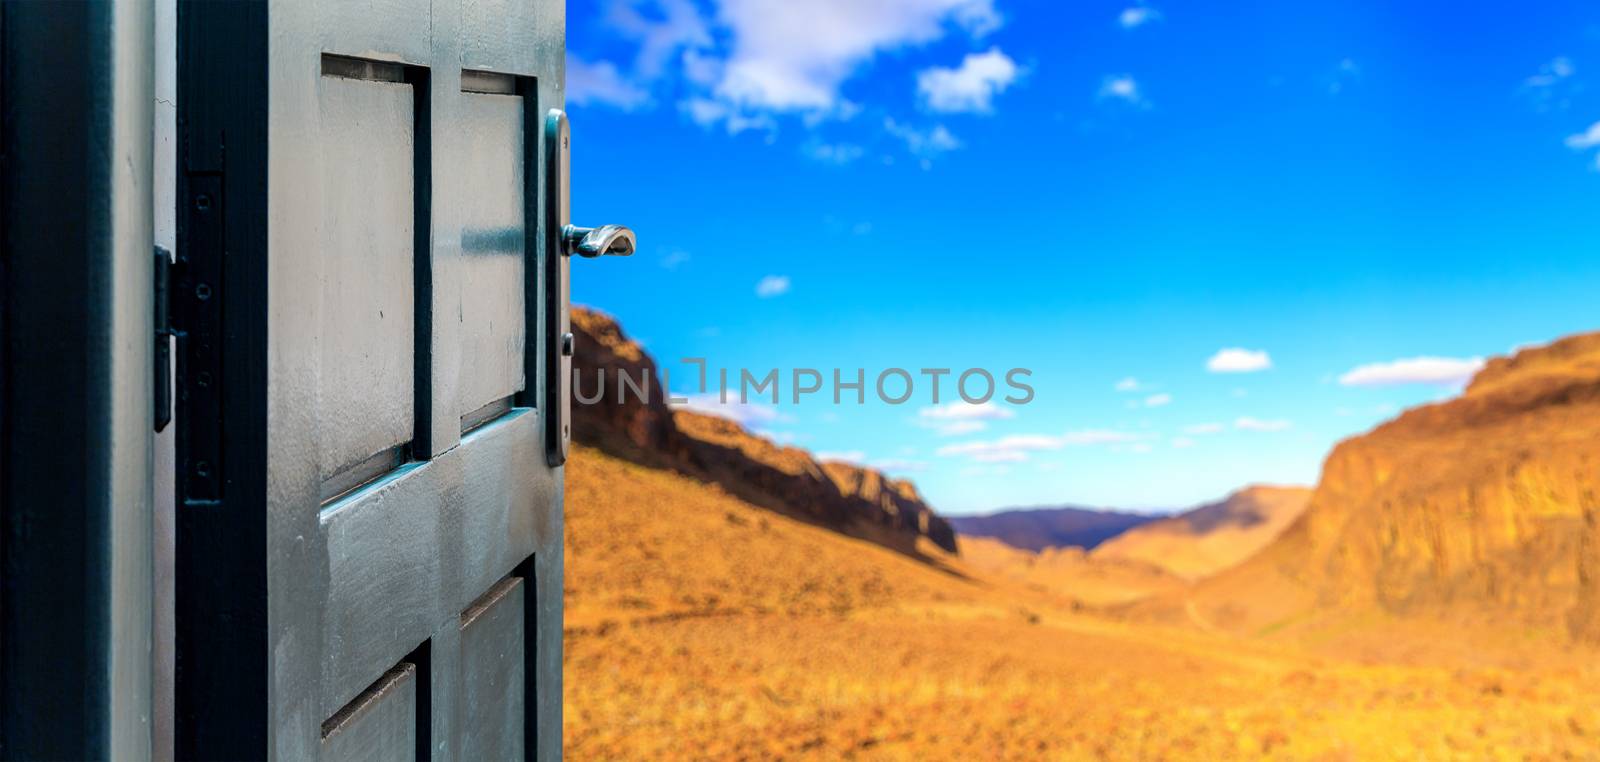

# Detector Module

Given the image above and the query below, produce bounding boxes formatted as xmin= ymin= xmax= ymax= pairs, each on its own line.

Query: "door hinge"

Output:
xmin=154 ymin=245 xmax=174 ymax=432
xmin=175 ymin=175 xmax=224 ymax=502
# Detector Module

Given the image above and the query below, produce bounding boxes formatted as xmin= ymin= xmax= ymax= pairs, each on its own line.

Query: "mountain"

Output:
xmin=1143 ymin=333 xmax=1600 ymax=647
xmin=570 ymin=306 xmax=957 ymax=555
xmin=950 ymin=506 xmax=1160 ymax=552
xmin=1091 ymin=485 xmax=1312 ymax=580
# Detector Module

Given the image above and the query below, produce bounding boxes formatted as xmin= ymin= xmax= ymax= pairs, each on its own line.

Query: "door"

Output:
xmin=176 ymin=1 xmax=565 ymax=758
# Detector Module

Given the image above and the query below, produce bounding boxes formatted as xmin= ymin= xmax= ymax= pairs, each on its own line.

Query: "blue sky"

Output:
xmin=565 ymin=0 xmax=1600 ymax=515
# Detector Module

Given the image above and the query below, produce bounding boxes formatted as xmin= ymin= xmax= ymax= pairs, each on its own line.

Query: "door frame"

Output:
xmin=0 ymin=1 xmax=157 ymax=758
xmin=174 ymin=0 xmax=271 ymax=756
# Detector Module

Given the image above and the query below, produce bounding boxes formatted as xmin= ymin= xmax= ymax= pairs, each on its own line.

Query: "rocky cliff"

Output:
xmin=1163 ymin=333 xmax=1600 ymax=643
xmin=570 ymin=306 xmax=958 ymax=555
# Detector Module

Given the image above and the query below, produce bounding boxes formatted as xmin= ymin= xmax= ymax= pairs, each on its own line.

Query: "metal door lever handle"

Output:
xmin=562 ymin=224 xmax=635 ymax=258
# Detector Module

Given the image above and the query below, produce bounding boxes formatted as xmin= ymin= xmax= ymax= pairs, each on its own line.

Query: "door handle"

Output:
xmin=562 ymin=224 xmax=635 ymax=258
xmin=544 ymin=108 xmax=634 ymax=466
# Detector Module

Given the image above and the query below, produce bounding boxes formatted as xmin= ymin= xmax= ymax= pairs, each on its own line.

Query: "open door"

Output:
xmin=174 ymin=1 xmax=584 ymax=758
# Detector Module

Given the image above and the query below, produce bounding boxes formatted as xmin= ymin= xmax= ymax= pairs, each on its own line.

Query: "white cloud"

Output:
xmin=937 ymin=430 xmax=1141 ymax=462
xmin=573 ymin=0 xmax=1003 ymax=143
xmin=606 ymin=0 xmax=713 ymax=78
xmin=949 ymin=1 xmax=1003 ymax=35
xmin=1183 ymin=422 xmax=1223 ymax=434
xmin=805 ymin=142 xmax=866 ymax=164
xmin=1337 ymin=356 xmax=1485 ymax=387
xmin=755 ymin=274 xmax=791 ymax=297
xmin=1527 ymin=56 xmax=1575 ymax=89
xmin=815 ymin=450 xmax=866 ymax=463
xmin=567 ymin=57 xmax=652 ymax=109
xmin=1234 ymin=416 xmax=1291 ymax=432
xmin=1118 ymin=6 xmax=1161 ymax=29
xmin=919 ymin=400 xmax=1014 ymax=420
xmin=681 ymin=49 xmax=722 ymax=86
xmin=917 ymin=47 xmax=1019 ymax=113
xmin=1170 ymin=436 xmax=1195 ymax=448
xmin=1569 ymin=131 xmax=1600 ymax=163
xmin=1523 ymin=57 xmax=1577 ymax=114
xmin=1143 ymin=392 xmax=1171 ymax=408
xmin=1059 ymin=430 xmax=1143 ymax=446
xmin=917 ymin=400 xmax=1015 ymax=435
xmin=939 ymin=433 xmax=1062 ymax=458
xmin=1565 ymin=121 xmax=1600 ymax=151
xmin=565 ymin=1 xmax=712 ymax=110
xmin=674 ymin=393 xmax=790 ymax=427
xmin=1114 ymin=377 xmax=1141 ymax=392
xmin=1098 ymin=74 xmax=1146 ymax=106
xmin=708 ymin=0 xmax=999 ymax=115
xmin=681 ymin=98 xmax=778 ymax=135
xmin=884 ymin=117 xmax=961 ymax=157
xmin=681 ymin=97 xmax=726 ymax=125
xmin=1207 ymin=348 xmax=1272 ymax=373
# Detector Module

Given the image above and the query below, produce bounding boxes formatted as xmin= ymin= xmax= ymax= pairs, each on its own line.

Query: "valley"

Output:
xmin=564 ymin=444 xmax=1597 ymax=760
xmin=563 ymin=308 xmax=1600 ymax=760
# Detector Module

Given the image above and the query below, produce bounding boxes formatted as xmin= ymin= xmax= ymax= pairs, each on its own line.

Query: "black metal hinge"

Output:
xmin=155 ymin=245 xmax=173 ymax=432
xmin=175 ymin=175 xmax=224 ymax=503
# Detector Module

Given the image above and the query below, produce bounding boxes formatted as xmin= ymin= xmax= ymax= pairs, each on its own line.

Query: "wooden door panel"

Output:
xmin=458 ymin=90 xmax=528 ymax=420
xmin=458 ymin=578 xmax=527 ymax=761
xmin=315 ymin=72 xmax=418 ymax=489
xmin=320 ymin=663 xmax=419 ymax=762
xmin=319 ymin=410 xmax=545 ymax=720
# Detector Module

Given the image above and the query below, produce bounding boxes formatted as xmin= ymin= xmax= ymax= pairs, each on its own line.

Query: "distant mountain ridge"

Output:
xmin=1092 ymin=485 xmax=1312 ymax=580
xmin=951 ymin=506 xmax=1161 ymax=552
xmin=956 ymin=486 xmax=1312 ymax=605
xmin=570 ymin=306 xmax=958 ymax=555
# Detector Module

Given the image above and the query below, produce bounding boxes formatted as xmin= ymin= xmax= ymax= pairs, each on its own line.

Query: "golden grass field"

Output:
xmin=562 ymin=445 xmax=1600 ymax=761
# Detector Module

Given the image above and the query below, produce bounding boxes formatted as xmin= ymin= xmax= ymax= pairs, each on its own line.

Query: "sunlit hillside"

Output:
xmin=564 ymin=444 xmax=1598 ymax=760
